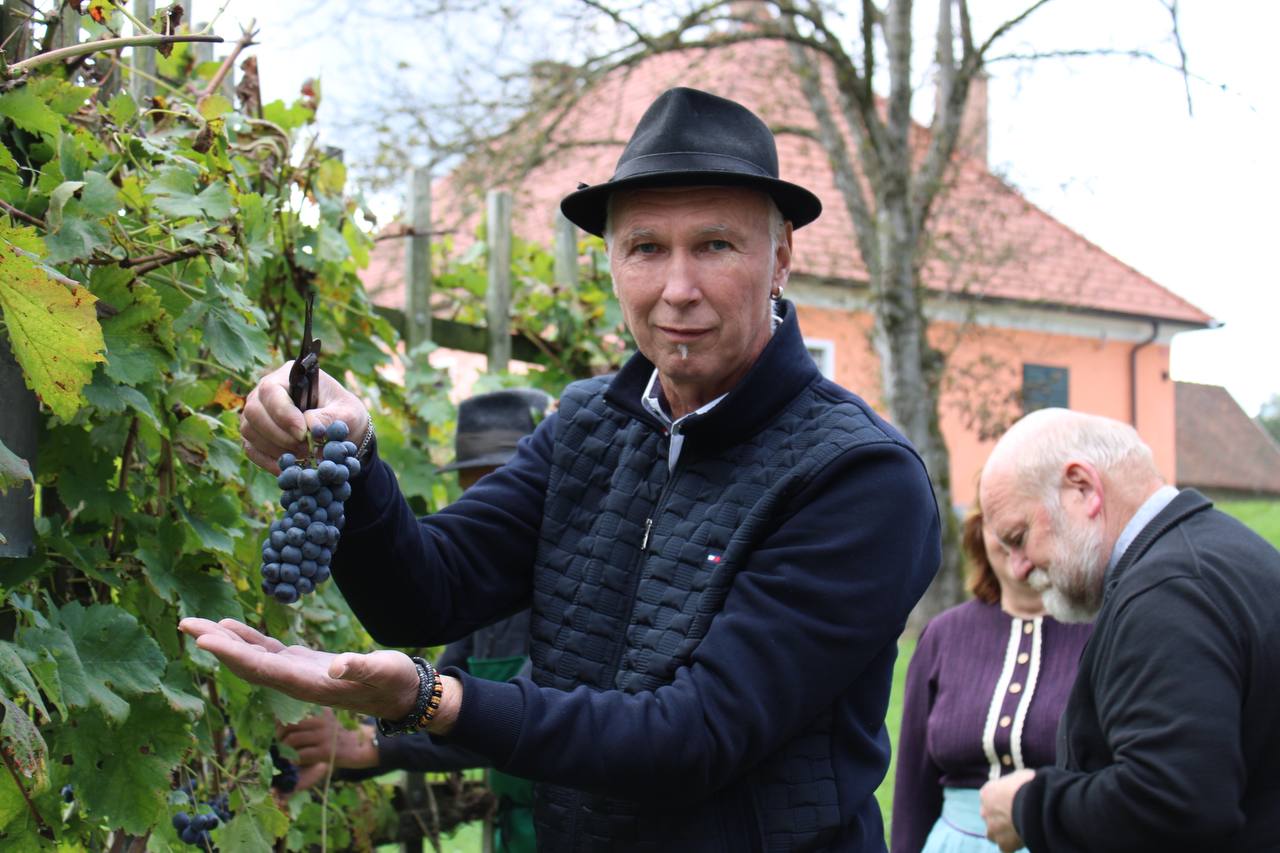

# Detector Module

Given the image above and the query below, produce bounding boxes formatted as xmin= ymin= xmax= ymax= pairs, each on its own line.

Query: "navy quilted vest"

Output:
xmin=526 ymin=360 xmax=896 ymax=852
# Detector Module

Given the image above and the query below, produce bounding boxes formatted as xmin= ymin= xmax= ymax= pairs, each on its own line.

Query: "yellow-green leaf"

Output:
xmin=0 ymin=226 xmax=105 ymax=420
xmin=198 ymin=94 xmax=233 ymax=120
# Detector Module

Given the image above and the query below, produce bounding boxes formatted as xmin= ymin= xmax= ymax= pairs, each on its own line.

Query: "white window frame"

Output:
xmin=805 ymin=338 xmax=836 ymax=379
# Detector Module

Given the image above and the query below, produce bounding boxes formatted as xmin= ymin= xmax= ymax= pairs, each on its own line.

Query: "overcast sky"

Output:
xmin=201 ymin=0 xmax=1279 ymax=417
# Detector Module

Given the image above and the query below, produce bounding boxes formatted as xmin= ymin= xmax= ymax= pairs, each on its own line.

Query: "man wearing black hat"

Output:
xmin=189 ymin=87 xmax=941 ymax=851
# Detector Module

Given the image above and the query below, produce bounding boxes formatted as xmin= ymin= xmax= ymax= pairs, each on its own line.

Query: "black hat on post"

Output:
xmin=559 ymin=87 xmax=822 ymax=237
xmin=437 ymin=388 xmax=553 ymax=473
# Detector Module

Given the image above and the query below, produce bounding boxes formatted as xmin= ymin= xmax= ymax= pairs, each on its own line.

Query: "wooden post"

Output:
xmin=405 ymin=167 xmax=433 ymax=353
xmin=0 ymin=6 xmax=34 ymax=560
xmin=192 ymin=20 xmax=213 ymax=65
xmin=49 ymin=1 xmax=79 ymax=50
xmin=554 ymin=210 xmax=578 ymax=291
xmin=0 ymin=333 xmax=37 ymax=558
xmin=130 ymin=0 xmax=156 ymax=103
xmin=485 ymin=190 xmax=512 ymax=373
xmin=0 ymin=1 xmax=32 ymax=64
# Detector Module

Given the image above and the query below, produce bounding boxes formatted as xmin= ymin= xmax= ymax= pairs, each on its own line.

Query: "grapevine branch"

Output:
xmin=6 ymin=33 xmax=224 ymax=77
xmin=198 ymin=21 xmax=257 ymax=102
xmin=0 ymin=198 xmax=46 ymax=229
xmin=0 ymin=743 xmax=55 ymax=840
xmin=107 ymin=417 xmax=139 ymax=559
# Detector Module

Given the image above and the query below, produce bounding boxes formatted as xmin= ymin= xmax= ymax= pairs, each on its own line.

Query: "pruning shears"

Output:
xmin=287 ymin=290 xmax=322 ymax=412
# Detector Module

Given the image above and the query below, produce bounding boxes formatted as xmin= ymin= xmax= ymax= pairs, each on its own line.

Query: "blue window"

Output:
xmin=1022 ymin=364 xmax=1068 ymax=412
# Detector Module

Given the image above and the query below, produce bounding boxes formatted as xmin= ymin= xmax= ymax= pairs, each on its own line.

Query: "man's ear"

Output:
xmin=773 ymin=221 xmax=794 ymax=290
xmin=1062 ymin=461 xmax=1104 ymax=518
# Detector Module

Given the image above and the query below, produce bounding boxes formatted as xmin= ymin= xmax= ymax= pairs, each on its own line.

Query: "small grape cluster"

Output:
xmin=172 ymin=810 xmax=219 ymax=848
xmin=269 ymin=744 xmax=299 ymax=793
xmin=260 ymin=421 xmax=360 ymax=604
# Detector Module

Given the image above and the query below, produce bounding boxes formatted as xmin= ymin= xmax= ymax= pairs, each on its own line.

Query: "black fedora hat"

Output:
xmin=437 ymin=388 xmax=553 ymax=473
xmin=560 ymin=87 xmax=822 ymax=237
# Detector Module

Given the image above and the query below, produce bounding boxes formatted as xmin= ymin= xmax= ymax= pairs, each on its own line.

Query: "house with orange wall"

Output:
xmin=363 ymin=41 xmax=1213 ymax=508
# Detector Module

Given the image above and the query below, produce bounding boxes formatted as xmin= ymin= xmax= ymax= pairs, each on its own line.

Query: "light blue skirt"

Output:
xmin=921 ymin=787 xmax=1028 ymax=853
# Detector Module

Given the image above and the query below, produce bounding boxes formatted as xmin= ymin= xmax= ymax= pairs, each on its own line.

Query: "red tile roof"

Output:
xmin=1176 ymin=382 xmax=1280 ymax=496
xmin=363 ymin=40 xmax=1211 ymax=328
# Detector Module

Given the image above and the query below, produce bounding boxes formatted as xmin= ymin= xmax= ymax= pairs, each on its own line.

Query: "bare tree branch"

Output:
xmin=974 ymin=0 xmax=1054 ymax=58
xmin=1162 ymin=0 xmax=1194 ymax=116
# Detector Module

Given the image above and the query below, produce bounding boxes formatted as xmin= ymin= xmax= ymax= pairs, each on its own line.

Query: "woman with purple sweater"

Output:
xmin=890 ymin=501 xmax=1092 ymax=853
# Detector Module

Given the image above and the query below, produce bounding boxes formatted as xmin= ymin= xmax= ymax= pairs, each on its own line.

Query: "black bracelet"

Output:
xmin=376 ymin=656 xmax=441 ymax=737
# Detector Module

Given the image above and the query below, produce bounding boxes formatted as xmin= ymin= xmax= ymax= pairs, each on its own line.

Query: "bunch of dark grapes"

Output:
xmin=172 ymin=810 xmax=218 ymax=848
xmin=269 ymin=744 xmax=299 ymax=793
xmin=260 ymin=421 xmax=360 ymax=604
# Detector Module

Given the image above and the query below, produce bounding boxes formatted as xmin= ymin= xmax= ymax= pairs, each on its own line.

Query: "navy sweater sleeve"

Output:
xmin=329 ymin=414 xmax=556 ymax=647
xmin=1013 ymin=577 xmax=1248 ymax=851
xmin=890 ymin=620 xmax=943 ymax=853
xmin=441 ymin=440 xmax=940 ymax=803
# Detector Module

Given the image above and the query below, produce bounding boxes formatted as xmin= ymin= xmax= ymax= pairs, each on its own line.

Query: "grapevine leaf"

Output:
xmin=194 ymin=299 xmax=270 ymax=372
xmin=0 ymin=143 xmax=16 ymax=173
xmin=175 ymin=495 xmax=237 ymax=554
xmin=158 ymin=662 xmax=205 ymax=717
xmin=99 ymin=287 xmax=174 ymax=386
xmin=205 ymin=435 xmax=245 ymax=481
xmin=39 ymin=427 xmax=119 ymax=525
xmin=79 ymin=171 xmax=120 ymax=218
xmin=145 ymin=166 xmax=234 ymax=219
xmin=219 ymin=795 xmax=288 ymax=850
xmin=262 ymin=99 xmax=313 ymax=131
xmin=0 ymin=88 xmax=61 ymax=137
xmin=0 ymin=770 xmax=50 ymax=851
xmin=237 ymin=192 xmax=275 ymax=267
xmin=0 ymin=437 xmax=32 ymax=493
xmin=164 ymin=562 xmax=244 ymax=623
xmin=0 ymin=693 xmax=48 ymax=785
xmin=57 ymin=134 xmax=85 ymax=182
xmin=82 ymin=373 xmax=160 ymax=429
xmin=315 ymin=158 xmax=346 ymax=198
xmin=42 ymin=203 xmax=112 ymax=264
xmin=35 ymin=79 xmax=97 ymax=116
xmin=198 ymin=94 xmax=234 ymax=120
xmin=16 ymin=602 xmax=166 ymax=724
xmin=51 ymin=696 xmax=193 ymax=834
xmin=0 ymin=642 xmax=47 ymax=722
xmin=106 ymin=91 xmax=137 ymax=126
xmin=0 ymin=228 xmax=105 ymax=419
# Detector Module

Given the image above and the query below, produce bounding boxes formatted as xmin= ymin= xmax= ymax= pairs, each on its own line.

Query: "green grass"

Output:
xmin=1218 ymin=499 xmax=1280 ymax=549
xmin=877 ymin=633 xmax=916 ymax=842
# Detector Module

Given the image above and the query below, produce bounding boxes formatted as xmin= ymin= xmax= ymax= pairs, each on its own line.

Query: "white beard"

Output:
xmin=1027 ymin=499 xmax=1108 ymax=624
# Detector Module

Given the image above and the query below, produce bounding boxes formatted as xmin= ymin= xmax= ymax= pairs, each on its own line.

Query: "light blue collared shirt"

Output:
xmin=1107 ymin=484 xmax=1180 ymax=573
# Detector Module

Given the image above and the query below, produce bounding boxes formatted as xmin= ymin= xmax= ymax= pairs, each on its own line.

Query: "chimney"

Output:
xmin=958 ymin=71 xmax=988 ymax=165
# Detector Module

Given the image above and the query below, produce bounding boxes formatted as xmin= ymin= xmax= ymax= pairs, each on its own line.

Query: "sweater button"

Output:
xmin=1001 ymin=754 xmax=1013 ymax=767
xmin=1017 ymin=652 xmax=1029 ymax=665
xmin=1023 ymin=622 xmax=1034 ymax=635
xmin=999 ymin=715 xmax=1012 ymax=728
xmin=1009 ymin=682 xmax=1022 ymax=694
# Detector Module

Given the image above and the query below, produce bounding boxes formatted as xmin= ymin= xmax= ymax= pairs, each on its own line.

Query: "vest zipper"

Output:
xmin=640 ymin=517 xmax=653 ymax=551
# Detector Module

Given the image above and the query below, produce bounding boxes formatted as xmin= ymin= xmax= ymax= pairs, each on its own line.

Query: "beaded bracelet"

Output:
xmin=377 ymin=656 xmax=442 ymax=736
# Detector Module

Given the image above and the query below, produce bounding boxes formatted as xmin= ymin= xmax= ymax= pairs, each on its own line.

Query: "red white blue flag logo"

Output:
xmin=706 ymin=552 xmax=723 ymax=564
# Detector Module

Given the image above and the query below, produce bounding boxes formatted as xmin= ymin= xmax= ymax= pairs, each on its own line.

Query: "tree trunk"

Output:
xmin=873 ymin=181 xmax=965 ymax=628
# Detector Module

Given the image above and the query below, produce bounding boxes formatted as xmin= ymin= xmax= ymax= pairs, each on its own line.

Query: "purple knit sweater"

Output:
xmin=890 ymin=600 xmax=1092 ymax=853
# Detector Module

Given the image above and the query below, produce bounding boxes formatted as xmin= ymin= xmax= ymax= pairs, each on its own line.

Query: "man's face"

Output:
xmin=1026 ymin=494 xmax=1109 ymax=623
xmin=608 ymin=186 xmax=791 ymax=413
xmin=983 ymin=471 xmax=1108 ymax=623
